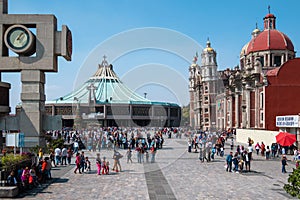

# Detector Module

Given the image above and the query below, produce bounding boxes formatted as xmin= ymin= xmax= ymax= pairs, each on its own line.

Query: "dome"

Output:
xmin=240 ymin=42 xmax=249 ymax=56
xmin=241 ymin=11 xmax=295 ymax=56
xmin=246 ymin=29 xmax=294 ymax=54
xmin=203 ymin=39 xmax=215 ymax=53
xmin=264 ymin=13 xmax=275 ymax=19
xmin=252 ymin=28 xmax=260 ymax=34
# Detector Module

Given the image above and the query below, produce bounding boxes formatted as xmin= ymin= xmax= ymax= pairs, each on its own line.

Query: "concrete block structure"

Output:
xmin=0 ymin=0 xmax=72 ymax=148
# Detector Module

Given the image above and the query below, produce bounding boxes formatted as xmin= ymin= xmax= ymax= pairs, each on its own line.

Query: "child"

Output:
xmin=211 ymin=146 xmax=216 ymax=160
xmin=38 ymin=148 xmax=44 ymax=161
xmin=29 ymin=166 xmax=39 ymax=187
xmin=85 ymin=157 xmax=91 ymax=172
xmin=7 ymin=171 xmax=17 ymax=186
xmin=220 ymin=147 xmax=224 ymax=157
xmin=238 ymin=159 xmax=244 ymax=172
xmin=21 ymin=167 xmax=30 ymax=187
xmin=282 ymin=155 xmax=288 ymax=173
xmin=105 ymin=161 xmax=110 ymax=175
xmin=126 ymin=148 xmax=132 ymax=163
xmin=102 ymin=157 xmax=107 ymax=175
xmin=96 ymin=159 xmax=101 ymax=175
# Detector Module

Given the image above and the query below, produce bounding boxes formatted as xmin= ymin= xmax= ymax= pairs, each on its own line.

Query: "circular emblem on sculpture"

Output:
xmin=4 ymin=24 xmax=36 ymax=56
xmin=66 ymin=29 xmax=72 ymax=58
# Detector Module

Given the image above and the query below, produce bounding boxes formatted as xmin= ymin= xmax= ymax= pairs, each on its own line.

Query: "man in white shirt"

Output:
xmin=61 ymin=147 xmax=68 ymax=165
xmin=54 ymin=147 xmax=61 ymax=166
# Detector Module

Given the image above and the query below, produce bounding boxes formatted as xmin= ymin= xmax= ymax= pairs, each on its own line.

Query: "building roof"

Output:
xmin=246 ymin=29 xmax=294 ymax=54
xmin=46 ymin=56 xmax=179 ymax=107
xmin=264 ymin=13 xmax=275 ymax=19
xmin=241 ymin=12 xmax=294 ymax=56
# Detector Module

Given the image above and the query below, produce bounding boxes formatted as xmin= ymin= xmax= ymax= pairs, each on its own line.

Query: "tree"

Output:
xmin=180 ymin=104 xmax=190 ymax=126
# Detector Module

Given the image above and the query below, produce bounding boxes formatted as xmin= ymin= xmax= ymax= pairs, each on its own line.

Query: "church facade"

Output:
xmin=189 ymin=11 xmax=300 ymax=132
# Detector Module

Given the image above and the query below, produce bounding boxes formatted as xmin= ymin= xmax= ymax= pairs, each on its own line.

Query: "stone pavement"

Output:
xmin=5 ymin=136 xmax=297 ymax=200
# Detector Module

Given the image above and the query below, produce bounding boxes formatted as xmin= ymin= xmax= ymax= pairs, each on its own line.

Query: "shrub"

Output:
xmin=1 ymin=153 xmax=32 ymax=169
xmin=284 ymin=167 xmax=300 ymax=198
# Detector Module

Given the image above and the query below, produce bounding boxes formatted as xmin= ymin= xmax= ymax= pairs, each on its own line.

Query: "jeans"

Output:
xmin=55 ymin=155 xmax=61 ymax=165
xmin=226 ymin=161 xmax=232 ymax=172
xmin=61 ymin=156 xmax=67 ymax=165
xmin=282 ymin=165 xmax=287 ymax=173
xmin=151 ymin=153 xmax=156 ymax=163
xmin=235 ymin=164 xmax=239 ymax=171
xmin=67 ymin=156 xmax=71 ymax=164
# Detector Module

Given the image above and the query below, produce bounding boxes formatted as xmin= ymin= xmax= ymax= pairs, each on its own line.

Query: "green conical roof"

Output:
xmin=47 ymin=56 xmax=178 ymax=107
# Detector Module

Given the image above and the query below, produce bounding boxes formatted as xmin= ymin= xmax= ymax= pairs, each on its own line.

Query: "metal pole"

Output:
xmin=14 ymin=132 xmax=16 ymax=156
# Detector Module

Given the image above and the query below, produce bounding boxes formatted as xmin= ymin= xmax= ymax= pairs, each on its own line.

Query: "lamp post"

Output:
xmin=73 ymin=97 xmax=81 ymax=130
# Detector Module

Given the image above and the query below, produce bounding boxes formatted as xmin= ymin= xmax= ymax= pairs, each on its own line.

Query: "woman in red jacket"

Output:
xmin=74 ymin=153 xmax=81 ymax=174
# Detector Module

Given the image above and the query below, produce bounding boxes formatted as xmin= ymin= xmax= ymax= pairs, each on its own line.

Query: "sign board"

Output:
xmin=18 ymin=133 xmax=25 ymax=147
xmin=276 ymin=115 xmax=299 ymax=127
xmin=5 ymin=132 xmax=24 ymax=147
xmin=5 ymin=133 xmax=16 ymax=146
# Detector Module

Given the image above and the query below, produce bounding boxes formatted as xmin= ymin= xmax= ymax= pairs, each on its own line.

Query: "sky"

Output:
xmin=2 ymin=0 xmax=300 ymax=113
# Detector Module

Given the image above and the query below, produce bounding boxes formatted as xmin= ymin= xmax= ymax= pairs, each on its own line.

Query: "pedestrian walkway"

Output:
xmin=144 ymin=163 xmax=176 ymax=200
xmin=6 ymin=136 xmax=296 ymax=200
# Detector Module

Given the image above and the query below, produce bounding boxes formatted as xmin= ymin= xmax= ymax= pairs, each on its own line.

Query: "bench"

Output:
xmin=0 ymin=186 xmax=19 ymax=197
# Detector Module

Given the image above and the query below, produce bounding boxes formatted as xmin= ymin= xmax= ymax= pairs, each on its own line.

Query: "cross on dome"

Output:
xmin=100 ymin=55 xmax=109 ymax=68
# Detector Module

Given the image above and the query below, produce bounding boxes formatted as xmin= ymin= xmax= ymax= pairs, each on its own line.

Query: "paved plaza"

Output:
xmin=8 ymin=137 xmax=297 ymax=200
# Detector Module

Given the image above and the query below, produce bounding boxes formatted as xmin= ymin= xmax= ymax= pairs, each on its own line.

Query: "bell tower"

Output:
xmin=200 ymin=38 xmax=218 ymax=131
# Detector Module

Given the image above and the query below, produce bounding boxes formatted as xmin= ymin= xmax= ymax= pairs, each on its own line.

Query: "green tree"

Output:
xmin=284 ymin=166 xmax=300 ymax=198
xmin=180 ymin=104 xmax=190 ymax=126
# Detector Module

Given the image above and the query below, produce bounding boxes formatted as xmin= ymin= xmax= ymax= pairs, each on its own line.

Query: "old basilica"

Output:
xmin=189 ymin=10 xmax=300 ymax=134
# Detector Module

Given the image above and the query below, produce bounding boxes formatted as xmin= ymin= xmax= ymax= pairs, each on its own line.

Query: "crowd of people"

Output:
xmin=5 ymin=126 xmax=298 ymax=194
xmin=44 ymin=127 xmax=183 ymax=176
xmin=223 ymin=137 xmax=298 ymax=174
xmin=184 ymin=128 xmax=298 ymax=175
xmin=6 ymin=156 xmax=52 ymax=190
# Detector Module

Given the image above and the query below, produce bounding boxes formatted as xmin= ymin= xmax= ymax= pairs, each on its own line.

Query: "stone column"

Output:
xmin=281 ymin=54 xmax=284 ymax=65
xmin=245 ymin=90 xmax=251 ymax=128
xmin=228 ymin=96 xmax=232 ymax=128
xmin=51 ymin=105 xmax=55 ymax=116
xmin=224 ymin=98 xmax=227 ymax=130
xmin=235 ymin=94 xmax=239 ymax=128
xmin=20 ymin=70 xmax=46 ymax=147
